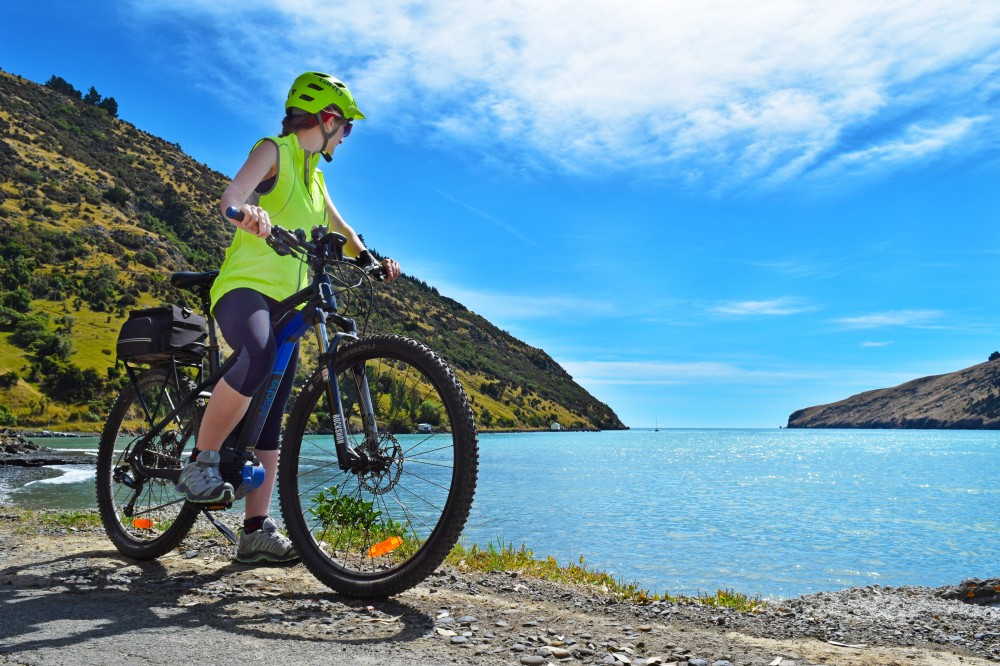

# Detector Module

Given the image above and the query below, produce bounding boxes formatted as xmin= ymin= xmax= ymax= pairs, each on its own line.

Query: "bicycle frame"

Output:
xmin=125 ymin=258 xmax=378 ymax=485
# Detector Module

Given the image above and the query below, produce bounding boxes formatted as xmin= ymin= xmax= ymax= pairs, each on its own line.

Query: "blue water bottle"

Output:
xmin=241 ymin=460 xmax=266 ymax=491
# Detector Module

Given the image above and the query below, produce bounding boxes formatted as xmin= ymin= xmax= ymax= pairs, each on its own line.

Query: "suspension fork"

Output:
xmin=315 ymin=318 xmax=373 ymax=471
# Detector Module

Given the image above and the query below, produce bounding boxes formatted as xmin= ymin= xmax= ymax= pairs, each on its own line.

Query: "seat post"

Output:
xmin=198 ymin=287 xmax=222 ymax=374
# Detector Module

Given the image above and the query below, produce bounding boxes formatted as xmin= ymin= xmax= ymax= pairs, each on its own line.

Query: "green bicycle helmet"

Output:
xmin=285 ymin=72 xmax=365 ymax=120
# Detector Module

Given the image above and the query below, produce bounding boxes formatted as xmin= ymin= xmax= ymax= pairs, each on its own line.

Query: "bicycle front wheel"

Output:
xmin=96 ymin=366 xmax=201 ymax=559
xmin=280 ymin=334 xmax=478 ymax=598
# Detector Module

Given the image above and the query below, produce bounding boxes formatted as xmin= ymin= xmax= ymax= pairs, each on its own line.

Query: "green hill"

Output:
xmin=0 ymin=68 xmax=625 ymax=432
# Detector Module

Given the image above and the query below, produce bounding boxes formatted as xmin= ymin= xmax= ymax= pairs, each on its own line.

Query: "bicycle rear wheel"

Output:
xmin=96 ymin=366 xmax=201 ymax=559
xmin=279 ymin=334 xmax=478 ymax=598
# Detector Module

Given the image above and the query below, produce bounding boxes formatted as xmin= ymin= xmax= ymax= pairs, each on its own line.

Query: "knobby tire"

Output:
xmin=279 ymin=334 xmax=478 ymax=598
xmin=96 ymin=366 xmax=200 ymax=559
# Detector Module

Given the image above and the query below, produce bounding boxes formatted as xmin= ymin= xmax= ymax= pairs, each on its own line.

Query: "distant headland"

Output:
xmin=788 ymin=355 xmax=1000 ymax=429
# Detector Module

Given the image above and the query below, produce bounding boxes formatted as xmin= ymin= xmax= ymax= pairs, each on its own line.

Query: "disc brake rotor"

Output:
xmin=358 ymin=433 xmax=403 ymax=495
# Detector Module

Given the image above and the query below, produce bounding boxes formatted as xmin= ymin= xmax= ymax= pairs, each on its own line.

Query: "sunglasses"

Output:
xmin=321 ymin=110 xmax=352 ymax=137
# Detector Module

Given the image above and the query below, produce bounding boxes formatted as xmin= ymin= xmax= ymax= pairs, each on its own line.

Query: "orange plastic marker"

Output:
xmin=368 ymin=536 xmax=403 ymax=558
xmin=132 ymin=518 xmax=155 ymax=529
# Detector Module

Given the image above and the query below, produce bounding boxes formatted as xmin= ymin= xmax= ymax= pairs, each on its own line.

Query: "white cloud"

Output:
xmin=861 ymin=341 xmax=892 ymax=347
xmin=560 ymin=360 xmax=808 ymax=385
xmin=710 ymin=298 xmax=813 ymax=316
xmin=816 ymin=116 xmax=989 ymax=178
xmin=130 ymin=0 xmax=1000 ymax=185
xmin=835 ymin=309 xmax=943 ymax=329
xmin=432 ymin=284 xmax=618 ymax=323
xmin=561 ymin=357 xmax=972 ymax=394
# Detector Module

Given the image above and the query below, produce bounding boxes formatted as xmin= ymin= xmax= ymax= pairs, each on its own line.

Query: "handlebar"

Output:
xmin=225 ymin=206 xmax=385 ymax=280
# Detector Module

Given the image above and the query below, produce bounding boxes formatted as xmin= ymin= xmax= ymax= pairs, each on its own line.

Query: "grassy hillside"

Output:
xmin=0 ymin=68 xmax=624 ymax=432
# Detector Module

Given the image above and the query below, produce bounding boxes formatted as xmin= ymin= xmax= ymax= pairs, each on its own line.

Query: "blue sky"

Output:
xmin=2 ymin=1 xmax=999 ymax=427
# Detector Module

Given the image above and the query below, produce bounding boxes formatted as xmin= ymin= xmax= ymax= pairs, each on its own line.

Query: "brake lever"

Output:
xmin=268 ymin=227 xmax=302 ymax=257
xmin=355 ymin=250 xmax=386 ymax=281
xmin=266 ymin=235 xmax=294 ymax=256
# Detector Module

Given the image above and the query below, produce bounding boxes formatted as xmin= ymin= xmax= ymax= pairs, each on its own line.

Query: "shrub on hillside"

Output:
xmin=102 ymin=186 xmax=130 ymax=206
xmin=40 ymin=361 xmax=104 ymax=403
xmin=0 ymin=371 xmax=18 ymax=388
xmin=2 ymin=288 xmax=32 ymax=313
xmin=11 ymin=312 xmax=49 ymax=348
xmin=0 ymin=256 xmax=31 ymax=290
xmin=0 ymin=403 xmax=16 ymax=427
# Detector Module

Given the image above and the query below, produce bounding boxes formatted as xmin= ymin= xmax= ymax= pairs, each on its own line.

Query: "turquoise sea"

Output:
xmin=2 ymin=428 xmax=998 ymax=599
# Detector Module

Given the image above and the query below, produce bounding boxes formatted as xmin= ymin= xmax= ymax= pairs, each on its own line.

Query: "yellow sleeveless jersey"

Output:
xmin=210 ymin=133 xmax=329 ymax=310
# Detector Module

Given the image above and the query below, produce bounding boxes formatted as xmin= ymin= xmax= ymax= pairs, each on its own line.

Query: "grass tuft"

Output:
xmin=696 ymin=587 xmax=766 ymax=613
xmin=2 ymin=510 xmax=766 ymax=613
xmin=445 ymin=538 xmax=765 ymax=612
xmin=5 ymin=507 xmax=102 ymax=533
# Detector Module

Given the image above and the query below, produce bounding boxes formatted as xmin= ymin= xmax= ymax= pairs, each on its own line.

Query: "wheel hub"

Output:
xmin=357 ymin=433 xmax=403 ymax=495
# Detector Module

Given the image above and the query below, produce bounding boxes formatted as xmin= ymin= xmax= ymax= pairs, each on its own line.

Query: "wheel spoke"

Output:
xmin=97 ymin=367 xmax=200 ymax=558
xmin=280 ymin=335 xmax=478 ymax=597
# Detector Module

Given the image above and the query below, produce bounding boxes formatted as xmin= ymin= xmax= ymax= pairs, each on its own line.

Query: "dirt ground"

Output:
xmin=0 ymin=520 xmax=996 ymax=666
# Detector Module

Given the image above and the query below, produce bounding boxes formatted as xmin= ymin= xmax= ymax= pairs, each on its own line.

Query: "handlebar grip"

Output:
xmin=225 ymin=206 xmax=245 ymax=222
xmin=355 ymin=251 xmax=386 ymax=281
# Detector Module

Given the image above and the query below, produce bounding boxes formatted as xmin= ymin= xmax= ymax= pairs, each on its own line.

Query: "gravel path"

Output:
xmin=1 ymin=516 xmax=997 ymax=666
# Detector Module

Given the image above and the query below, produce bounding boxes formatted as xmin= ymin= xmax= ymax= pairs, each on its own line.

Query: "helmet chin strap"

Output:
xmin=318 ymin=112 xmax=337 ymax=162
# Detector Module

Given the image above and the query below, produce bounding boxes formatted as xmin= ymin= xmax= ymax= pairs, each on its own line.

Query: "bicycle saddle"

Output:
xmin=170 ymin=271 xmax=219 ymax=291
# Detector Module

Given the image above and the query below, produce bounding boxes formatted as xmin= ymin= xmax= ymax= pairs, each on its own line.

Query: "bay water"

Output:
xmin=3 ymin=428 xmax=997 ymax=599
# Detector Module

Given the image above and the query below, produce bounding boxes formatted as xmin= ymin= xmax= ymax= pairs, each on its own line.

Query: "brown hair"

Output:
xmin=280 ymin=109 xmax=319 ymax=137
xmin=279 ymin=104 xmax=345 ymax=137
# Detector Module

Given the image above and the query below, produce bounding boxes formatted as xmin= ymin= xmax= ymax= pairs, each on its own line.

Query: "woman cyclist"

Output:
xmin=175 ymin=72 xmax=400 ymax=564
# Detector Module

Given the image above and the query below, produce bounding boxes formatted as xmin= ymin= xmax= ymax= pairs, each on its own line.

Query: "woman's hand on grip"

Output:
xmin=232 ymin=204 xmax=272 ymax=239
xmin=381 ymin=257 xmax=400 ymax=282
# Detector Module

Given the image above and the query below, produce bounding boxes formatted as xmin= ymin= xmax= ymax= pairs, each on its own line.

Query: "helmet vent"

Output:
xmin=298 ymin=94 xmax=315 ymax=103
xmin=307 ymin=83 xmax=324 ymax=91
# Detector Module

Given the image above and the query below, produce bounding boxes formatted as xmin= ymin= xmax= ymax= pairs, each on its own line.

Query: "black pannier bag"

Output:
xmin=116 ymin=305 xmax=208 ymax=363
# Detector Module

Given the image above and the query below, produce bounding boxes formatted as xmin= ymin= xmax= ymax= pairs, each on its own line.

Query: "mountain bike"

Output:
xmin=95 ymin=212 xmax=478 ymax=598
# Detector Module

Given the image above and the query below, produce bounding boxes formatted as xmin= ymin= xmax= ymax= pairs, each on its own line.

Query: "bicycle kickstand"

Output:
xmin=202 ymin=509 xmax=239 ymax=545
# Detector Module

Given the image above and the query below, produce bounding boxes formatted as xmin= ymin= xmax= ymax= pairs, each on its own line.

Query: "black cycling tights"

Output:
xmin=213 ymin=288 xmax=298 ymax=451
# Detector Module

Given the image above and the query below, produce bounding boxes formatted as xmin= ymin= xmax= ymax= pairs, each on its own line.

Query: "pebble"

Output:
xmin=10 ymin=515 xmax=1000 ymax=666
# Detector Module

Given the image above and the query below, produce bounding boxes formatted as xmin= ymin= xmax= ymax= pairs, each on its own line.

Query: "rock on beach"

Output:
xmin=0 ymin=430 xmax=95 ymax=467
xmin=1 ymin=513 xmax=999 ymax=666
